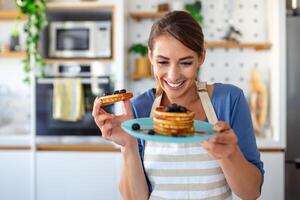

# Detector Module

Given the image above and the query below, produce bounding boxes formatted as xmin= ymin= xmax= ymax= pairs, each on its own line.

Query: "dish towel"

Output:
xmin=53 ymin=78 xmax=85 ymax=121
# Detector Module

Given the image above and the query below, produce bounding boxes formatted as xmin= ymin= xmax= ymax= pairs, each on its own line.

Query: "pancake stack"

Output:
xmin=153 ymin=104 xmax=195 ymax=136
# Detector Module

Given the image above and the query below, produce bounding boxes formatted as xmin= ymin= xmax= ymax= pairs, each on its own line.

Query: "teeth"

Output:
xmin=166 ymin=81 xmax=183 ymax=88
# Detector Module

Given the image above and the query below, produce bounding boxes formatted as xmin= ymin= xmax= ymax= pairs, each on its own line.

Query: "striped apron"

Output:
xmin=144 ymin=82 xmax=232 ymax=200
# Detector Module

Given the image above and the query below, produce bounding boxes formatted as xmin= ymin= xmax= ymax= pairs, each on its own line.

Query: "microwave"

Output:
xmin=49 ymin=21 xmax=112 ymax=58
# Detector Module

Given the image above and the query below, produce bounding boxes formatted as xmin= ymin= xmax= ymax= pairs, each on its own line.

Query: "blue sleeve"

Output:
xmin=230 ymin=90 xmax=265 ymax=188
xmin=131 ymin=105 xmax=145 ymax=159
xmin=130 ymin=89 xmax=154 ymax=193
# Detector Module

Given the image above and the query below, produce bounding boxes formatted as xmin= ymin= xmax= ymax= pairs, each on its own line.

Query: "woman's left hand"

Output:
xmin=201 ymin=121 xmax=238 ymax=159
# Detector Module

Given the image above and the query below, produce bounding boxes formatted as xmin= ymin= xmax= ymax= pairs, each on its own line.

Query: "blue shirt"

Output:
xmin=131 ymin=83 xmax=264 ymax=192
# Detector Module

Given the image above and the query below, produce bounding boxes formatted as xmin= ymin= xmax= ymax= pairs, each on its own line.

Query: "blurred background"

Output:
xmin=0 ymin=0 xmax=298 ymax=199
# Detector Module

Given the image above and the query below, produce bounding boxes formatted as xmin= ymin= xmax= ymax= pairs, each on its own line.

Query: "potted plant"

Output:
xmin=16 ymin=0 xmax=48 ymax=83
xmin=128 ymin=43 xmax=151 ymax=80
xmin=9 ymin=26 xmax=21 ymax=51
xmin=185 ymin=0 xmax=204 ymax=24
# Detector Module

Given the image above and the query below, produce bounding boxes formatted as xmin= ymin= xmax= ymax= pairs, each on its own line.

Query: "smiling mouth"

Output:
xmin=164 ymin=80 xmax=185 ymax=89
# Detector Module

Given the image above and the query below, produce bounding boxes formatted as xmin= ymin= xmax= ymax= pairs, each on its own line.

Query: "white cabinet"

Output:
xmin=0 ymin=151 xmax=31 ymax=200
xmin=36 ymin=152 xmax=122 ymax=200
xmin=233 ymin=152 xmax=284 ymax=200
xmin=259 ymin=152 xmax=284 ymax=200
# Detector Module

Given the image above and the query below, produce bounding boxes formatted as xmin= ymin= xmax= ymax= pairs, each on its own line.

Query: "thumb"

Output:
xmin=123 ymin=100 xmax=134 ymax=118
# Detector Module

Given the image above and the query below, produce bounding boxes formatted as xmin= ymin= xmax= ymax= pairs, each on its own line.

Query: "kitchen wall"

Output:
xmin=0 ymin=20 xmax=30 ymax=136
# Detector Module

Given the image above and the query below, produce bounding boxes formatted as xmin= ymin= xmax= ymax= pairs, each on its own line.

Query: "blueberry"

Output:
xmin=131 ymin=123 xmax=140 ymax=130
xmin=170 ymin=103 xmax=178 ymax=110
xmin=119 ymin=89 xmax=126 ymax=93
xmin=104 ymin=92 xmax=112 ymax=96
xmin=178 ymin=106 xmax=187 ymax=113
xmin=148 ymin=129 xmax=155 ymax=135
xmin=165 ymin=103 xmax=178 ymax=112
xmin=113 ymin=90 xmax=120 ymax=94
xmin=165 ymin=106 xmax=174 ymax=112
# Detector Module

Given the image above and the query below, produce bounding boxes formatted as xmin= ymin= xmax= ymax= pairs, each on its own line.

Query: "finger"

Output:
xmin=94 ymin=113 xmax=114 ymax=127
xmin=207 ymin=143 xmax=236 ymax=157
xmin=210 ymin=131 xmax=238 ymax=145
xmin=92 ymin=97 xmax=107 ymax=117
xmin=123 ymin=100 xmax=134 ymax=117
xmin=200 ymin=140 xmax=210 ymax=150
xmin=213 ymin=121 xmax=231 ymax=133
xmin=92 ymin=97 xmax=110 ymax=116
xmin=101 ymin=121 xmax=113 ymax=140
xmin=92 ymin=97 xmax=101 ymax=117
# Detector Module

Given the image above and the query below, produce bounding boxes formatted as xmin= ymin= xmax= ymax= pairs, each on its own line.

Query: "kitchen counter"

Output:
xmin=0 ymin=135 xmax=31 ymax=147
xmin=36 ymin=143 xmax=120 ymax=152
xmin=0 ymin=135 xmax=284 ymax=152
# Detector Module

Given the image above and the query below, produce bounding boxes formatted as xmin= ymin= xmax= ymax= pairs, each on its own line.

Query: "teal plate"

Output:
xmin=121 ymin=117 xmax=217 ymax=143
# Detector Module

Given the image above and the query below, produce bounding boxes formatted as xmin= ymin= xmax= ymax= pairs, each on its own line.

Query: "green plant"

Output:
xmin=10 ymin=15 xmax=21 ymax=37
xmin=11 ymin=21 xmax=20 ymax=37
xmin=16 ymin=0 xmax=48 ymax=83
xmin=11 ymin=28 xmax=20 ymax=37
xmin=185 ymin=0 xmax=204 ymax=24
xmin=128 ymin=43 xmax=148 ymax=57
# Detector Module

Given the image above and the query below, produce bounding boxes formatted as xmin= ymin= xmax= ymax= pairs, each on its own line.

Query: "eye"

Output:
xmin=181 ymin=61 xmax=193 ymax=66
xmin=157 ymin=61 xmax=169 ymax=66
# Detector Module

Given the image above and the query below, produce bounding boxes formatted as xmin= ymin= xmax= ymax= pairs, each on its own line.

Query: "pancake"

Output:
xmin=100 ymin=92 xmax=133 ymax=106
xmin=153 ymin=105 xmax=195 ymax=137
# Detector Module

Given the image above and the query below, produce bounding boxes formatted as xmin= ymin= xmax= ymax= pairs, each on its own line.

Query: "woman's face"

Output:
xmin=149 ymin=34 xmax=205 ymax=99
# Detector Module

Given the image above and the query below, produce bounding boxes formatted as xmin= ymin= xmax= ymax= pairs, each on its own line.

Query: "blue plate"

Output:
xmin=121 ymin=117 xmax=217 ymax=143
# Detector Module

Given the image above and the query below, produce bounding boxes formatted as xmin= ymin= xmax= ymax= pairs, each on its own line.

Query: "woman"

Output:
xmin=93 ymin=11 xmax=264 ymax=200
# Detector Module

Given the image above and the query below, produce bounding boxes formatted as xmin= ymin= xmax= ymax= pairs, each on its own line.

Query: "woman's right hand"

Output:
xmin=92 ymin=97 xmax=136 ymax=147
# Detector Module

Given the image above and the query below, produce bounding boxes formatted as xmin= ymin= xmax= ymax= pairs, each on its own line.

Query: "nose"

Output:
xmin=167 ymin=64 xmax=180 ymax=82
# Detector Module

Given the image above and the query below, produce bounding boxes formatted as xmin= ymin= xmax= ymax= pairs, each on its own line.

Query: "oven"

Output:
xmin=35 ymin=63 xmax=113 ymax=136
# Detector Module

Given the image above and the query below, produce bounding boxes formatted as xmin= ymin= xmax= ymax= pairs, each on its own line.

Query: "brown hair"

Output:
xmin=148 ymin=11 xmax=205 ymax=96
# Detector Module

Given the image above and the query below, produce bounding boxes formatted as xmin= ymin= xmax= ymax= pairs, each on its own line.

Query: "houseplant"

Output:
xmin=9 ymin=25 xmax=21 ymax=51
xmin=16 ymin=0 xmax=48 ymax=83
xmin=185 ymin=0 xmax=204 ymax=24
xmin=128 ymin=43 xmax=151 ymax=80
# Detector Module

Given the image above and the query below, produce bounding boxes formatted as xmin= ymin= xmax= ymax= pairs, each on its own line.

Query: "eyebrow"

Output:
xmin=179 ymin=56 xmax=194 ymax=61
xmin=156 ymin=55 xmax=194 ymax=61
xmin=156 ymin=55 xmax=169 ymax=60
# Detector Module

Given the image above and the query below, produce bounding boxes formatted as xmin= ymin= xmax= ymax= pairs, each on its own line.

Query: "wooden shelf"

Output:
xmin=36 ymin=144 xmax=120 ymax=152
xmin=0 ymin=146 xmax=31 ymax=151
xmin=205 ymin=41 xmax=272 ymax=51
xmin=0 ymin=10 xmax=25 ymax=20
xmin=47 ymin=4 xmax=114 ymax=10
xmin=45 ymin=58 xmax=113 ymax=64
xmin=0 ymin=51 xmax=26 ymax=58
xmin=259 ymin=148 xmax=284 ymax=152
xmin=129 ymin=11 xmax=168 ymax=20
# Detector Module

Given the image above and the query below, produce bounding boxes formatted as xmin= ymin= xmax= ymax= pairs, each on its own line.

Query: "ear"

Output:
xmin=199 ymin=49 xmax=206 ymax=66
xmin=148 ymin=48 xmax=153 ymax=64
